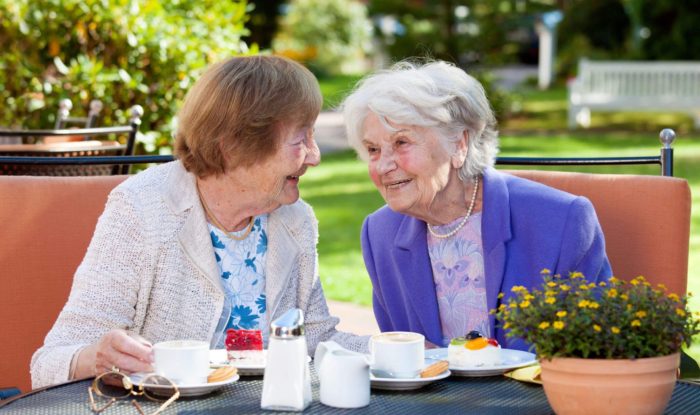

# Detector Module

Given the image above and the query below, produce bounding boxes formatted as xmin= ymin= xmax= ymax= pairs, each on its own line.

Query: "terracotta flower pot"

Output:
xmin=540 ymin=353 xmax=679 ymax=415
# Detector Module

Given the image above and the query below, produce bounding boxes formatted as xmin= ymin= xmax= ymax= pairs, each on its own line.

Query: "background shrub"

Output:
xmin=0 ymin=0 xmax=253 ymax=153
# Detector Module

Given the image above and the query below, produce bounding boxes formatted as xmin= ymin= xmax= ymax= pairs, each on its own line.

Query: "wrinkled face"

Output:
xmin=361 ymin=112 xmax=462 ymax=219
xmin=234 ymin=122 xmax=320 ymax=213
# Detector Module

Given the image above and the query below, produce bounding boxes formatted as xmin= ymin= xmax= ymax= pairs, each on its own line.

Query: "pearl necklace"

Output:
xmin=427 ymin=176 xmax=480 ymax=239
xmin=196 ymin=183 xmax=254 ymax=241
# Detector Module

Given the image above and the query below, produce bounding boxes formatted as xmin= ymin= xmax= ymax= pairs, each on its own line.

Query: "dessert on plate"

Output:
xmin=448 ymin=331 xmax=502 ymax=367
xmin=225 ymin=328 xmax=264 ymax=364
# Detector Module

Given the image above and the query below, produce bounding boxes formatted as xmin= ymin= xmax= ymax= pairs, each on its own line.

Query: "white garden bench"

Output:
xmin=568 ymin=59 xmax=700 ymax=129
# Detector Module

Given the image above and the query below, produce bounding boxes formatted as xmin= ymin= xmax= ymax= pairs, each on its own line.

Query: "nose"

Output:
xmin=375 ymin=149 xmax=396 ymax=175
xmin=304 ymin=138 xmax=321 ymax=167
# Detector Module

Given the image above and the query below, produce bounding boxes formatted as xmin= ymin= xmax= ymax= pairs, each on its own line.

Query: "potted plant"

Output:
xmin=495 ymin=270 xmax=700 ymax=415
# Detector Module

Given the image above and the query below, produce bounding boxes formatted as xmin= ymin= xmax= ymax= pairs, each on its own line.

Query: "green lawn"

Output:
xmin=318 ymin=74 xmax=364 ymax=110
xmin=301 ymin=83 xmax=700 ymax=361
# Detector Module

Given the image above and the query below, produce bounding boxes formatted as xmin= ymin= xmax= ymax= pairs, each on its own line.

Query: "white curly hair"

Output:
xmin=341 ymin=60 xmax=499 ymax=180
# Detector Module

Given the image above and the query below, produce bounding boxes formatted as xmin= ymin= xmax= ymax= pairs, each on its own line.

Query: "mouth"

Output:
xmin=384 ymin=178 xmax=412 ymax=190
xmin=286 ymin=173 xmax=303 ymax=183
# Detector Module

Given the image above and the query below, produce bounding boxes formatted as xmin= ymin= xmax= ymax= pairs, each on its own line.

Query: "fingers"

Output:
xmin=424 ymin=340 xmax=441 ymax=350
xmin=94 ymin=329 xmax=154 ymax=375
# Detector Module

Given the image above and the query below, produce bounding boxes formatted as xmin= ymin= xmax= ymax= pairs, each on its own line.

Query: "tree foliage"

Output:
xmin=636 ymin=0 xmax=700 ymax=60
xmin=273 ymin=0 xmax=372 ymax=76
xmin=0 ymin=0 xmax=253 ymax=152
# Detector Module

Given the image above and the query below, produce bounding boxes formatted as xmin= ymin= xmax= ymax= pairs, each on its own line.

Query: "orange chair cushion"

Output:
xmin=0 ymin=175 xmax=126 ymax=392
xmin=507 ymin=170 xmax=690 ymax=296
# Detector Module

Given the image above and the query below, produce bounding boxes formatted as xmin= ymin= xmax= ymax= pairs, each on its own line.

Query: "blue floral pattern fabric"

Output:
xmin=208 ymin=215 xmax=269 ymax=340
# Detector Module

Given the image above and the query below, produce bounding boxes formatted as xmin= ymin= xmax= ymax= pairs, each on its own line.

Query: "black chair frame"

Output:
xmin=0 ymin=105 xmax=143 ymax=175
xmin=0 ymin=128 xmax=677 ymax=176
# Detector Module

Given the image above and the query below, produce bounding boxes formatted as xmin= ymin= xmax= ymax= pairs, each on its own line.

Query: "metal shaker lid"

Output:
xmin=270 ymin=308 xmax=305 ymax=339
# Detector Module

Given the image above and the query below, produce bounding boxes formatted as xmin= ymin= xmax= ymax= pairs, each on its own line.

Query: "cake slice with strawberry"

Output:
xmin=448 ymin=330 xmax=502 ymax=367
xmin=225 ymin=328 xmax=264 ymax=363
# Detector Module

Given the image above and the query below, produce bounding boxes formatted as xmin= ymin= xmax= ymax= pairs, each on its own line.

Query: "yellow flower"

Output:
xmin=553 ymin=321 xmax=565 ymax=330
xmin=541 ymin=268 xmax=551 ymax=274
xmin=579 ymin=284 xmax=589 ymax=291
xmin=503 ymin=322 xmax=511 ymax=329
xmin=630 ymin=279 xmax=640 ymax=286
xmin=519 ymin=300 xmax=531 ymax=308
xmin=570 ymin=271 xmax=584 ymax=279
xmin=539 ymin=321 xmax=551 ymax=330
xmin=611 ymin=326 xmax=620 ymax=334
xmin=547 ymin=282 xmax=557 ymax=288
xmin=578 ymin=300 xmax=590 ymax=308
xmin=593 ymin=324 xmax=601 ymax=332
xmin=545 ymin=297 xmax=556 ymax=304
xmin=657 ymin=283 xmax=667 ymax=291
xmin=556 ymin=310 xmax=567 ymax=318
xmin=676 ymin=308 xmax=687 ymax=317
xmin=498 ymin=304 xmax=506 ymax=310
xmin=498 ymin=293 xmax=504 ymax=299
xmin=511 ymin=285 xmax=526 ymax=293
xmin=668 ymin=293 xmax=680 ymax=302
xmin=607 ymin=288 xmax=618 ymax=298
xmin=635 ymin=310 xmax=647 ymax=318
xmin=599 ymin=281 xmax=607 ymax=287
xmin=588 ymin=301 xmax=600 ymax=309
xmin=560 ymin=284 xmax=570 ymax=291
xmin=545 ymin=290 xmax=556 ymax=297
xmin=524 ymin=294 xmax=535 ymax=301
xmin=620 ymin=294 xmax=629 ymax=301
xmin=631 ymin=320 xmax=641 ymax=327
xmin=609 ymin=276 xmax=620 ymax=284
xmin=588 ymin=282 xmax=596 ymax=289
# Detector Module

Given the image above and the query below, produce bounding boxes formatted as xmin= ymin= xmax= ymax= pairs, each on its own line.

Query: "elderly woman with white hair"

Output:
xmin=341 ymin=60 xmax=612 ymax=351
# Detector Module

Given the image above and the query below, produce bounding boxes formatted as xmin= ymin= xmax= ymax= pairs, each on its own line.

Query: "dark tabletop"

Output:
xmin=2 ymin=372 xmax=699 ymax=415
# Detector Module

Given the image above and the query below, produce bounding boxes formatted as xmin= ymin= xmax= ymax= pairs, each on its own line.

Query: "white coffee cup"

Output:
xmin=152 ymin=340 xmax=209 ymax=385
xmin=369 ymin=331 xmax=424 ymax=379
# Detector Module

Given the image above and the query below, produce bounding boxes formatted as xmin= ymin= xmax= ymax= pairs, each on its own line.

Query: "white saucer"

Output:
xmin=370 ymin=369 xmax=451 ymax=391
xmin=129 ymin=371 xmax=239 ymax=397
xmin=425 ymin=348 xmax=537 ymax=377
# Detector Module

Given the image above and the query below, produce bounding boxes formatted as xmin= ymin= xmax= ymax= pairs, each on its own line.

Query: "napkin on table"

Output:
xmin=503 ymin=364 xmax=542 ymax=384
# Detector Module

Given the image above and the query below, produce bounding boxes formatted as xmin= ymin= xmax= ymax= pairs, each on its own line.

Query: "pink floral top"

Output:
xmin=427 ymin=212 xmax=489 ymax=346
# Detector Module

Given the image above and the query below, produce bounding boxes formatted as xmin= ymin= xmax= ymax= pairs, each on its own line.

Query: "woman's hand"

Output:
xmin=425 ymin=340 xmax=441 ymax=349
xmin=74 ymin=329 xmax=154 ymax=379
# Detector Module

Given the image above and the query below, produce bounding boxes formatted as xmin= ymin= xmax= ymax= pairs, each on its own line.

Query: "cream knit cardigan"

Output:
xmin=31 ymin=161 xmax=370 ymax=388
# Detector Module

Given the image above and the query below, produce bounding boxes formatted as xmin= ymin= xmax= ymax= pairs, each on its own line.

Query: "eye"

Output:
xmin=394 ymin=137 xmax=410 ymax=148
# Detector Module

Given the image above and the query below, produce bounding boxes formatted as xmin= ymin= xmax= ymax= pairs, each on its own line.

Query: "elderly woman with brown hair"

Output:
xmin=31 ymin=55 xmax=368 ymax=389
xmin=342 ymin=60 xmax=612 ymax=351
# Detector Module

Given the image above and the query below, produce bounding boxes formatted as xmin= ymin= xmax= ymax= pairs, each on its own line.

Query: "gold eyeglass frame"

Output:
xmin=88 ymin=368 xmax=180 ymax=415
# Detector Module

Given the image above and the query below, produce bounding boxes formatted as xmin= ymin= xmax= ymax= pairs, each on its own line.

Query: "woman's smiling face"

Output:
xmin=362 ymin=112 xmax=462 ymax=220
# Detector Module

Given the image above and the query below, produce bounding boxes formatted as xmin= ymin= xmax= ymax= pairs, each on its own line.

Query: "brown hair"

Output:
xmin=174 ymin=55 xmax=322 ymax=177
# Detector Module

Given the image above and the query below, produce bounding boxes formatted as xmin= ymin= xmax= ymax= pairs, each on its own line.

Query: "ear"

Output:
xmin=451 ymin=130 xmax=469 ymax=169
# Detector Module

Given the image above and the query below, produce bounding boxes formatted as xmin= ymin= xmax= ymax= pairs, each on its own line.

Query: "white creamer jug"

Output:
xmin=314 ymin=341 xmax=371 ymax=408
xmin=261 ymin=308 xmax=311 ymax=411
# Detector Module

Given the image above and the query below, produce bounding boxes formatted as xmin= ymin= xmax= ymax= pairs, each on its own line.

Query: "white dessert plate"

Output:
xmin=210 ymin=349 xmax=311 ymax=376
xmin=129 ymin=370 xmax=239 ymax=398
xmin=210 ymin=349 xmax=266 ymax=376
xmin=370 ymin=356 xmax=451 ymax=391
xmin=425 ymin=348 xmax=537 ymax=377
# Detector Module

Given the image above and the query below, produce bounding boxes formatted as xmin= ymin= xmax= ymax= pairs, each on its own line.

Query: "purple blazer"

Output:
xmin=361 ymin=168 xmax=612 ymax=352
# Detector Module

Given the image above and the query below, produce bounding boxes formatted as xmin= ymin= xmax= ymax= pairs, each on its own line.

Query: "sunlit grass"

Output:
xmin=317 ymin=74 xmax=364 ymax=110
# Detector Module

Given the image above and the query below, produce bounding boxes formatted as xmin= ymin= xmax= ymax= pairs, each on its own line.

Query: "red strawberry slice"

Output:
xmin=487 ymin=338 xmax=499 ymax=347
